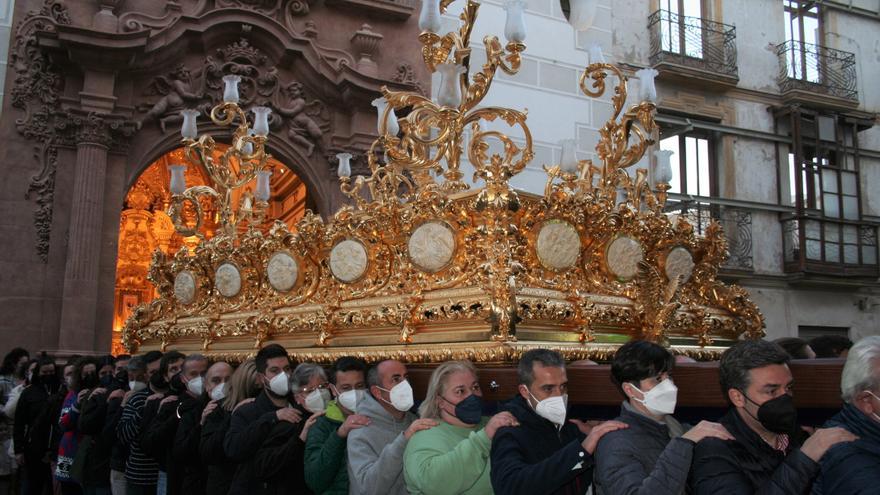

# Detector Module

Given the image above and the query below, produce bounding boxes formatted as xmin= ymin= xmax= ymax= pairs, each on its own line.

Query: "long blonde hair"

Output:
xmin=222 ymin=359 xmax=261 ymax=412
xmin=418 ymin=360 xmax=478 ymax=420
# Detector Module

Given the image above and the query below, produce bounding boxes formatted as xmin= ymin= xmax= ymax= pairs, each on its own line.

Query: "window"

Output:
xmin=659 ymin=131 xmax=714 ymax=197
xmin=658 ymin=0 xmax=704 ymax=58
xmin=783 ymin=0 xmax=820 ymax=82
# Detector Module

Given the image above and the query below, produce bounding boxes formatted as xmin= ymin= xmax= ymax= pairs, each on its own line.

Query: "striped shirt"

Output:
xmin=116 ymin=389 xmax=158 ymax=486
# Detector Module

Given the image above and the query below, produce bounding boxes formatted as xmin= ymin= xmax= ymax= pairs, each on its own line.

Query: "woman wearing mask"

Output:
xmin=56 ymin=356 xmax=100 ymax=494
xmin=592 ymin=341 xmax=733 ymax=495
xmin=403 ymin=360 xmax=519 ymax=495
xmin=199 ymin=360 xmax=261 ymax=495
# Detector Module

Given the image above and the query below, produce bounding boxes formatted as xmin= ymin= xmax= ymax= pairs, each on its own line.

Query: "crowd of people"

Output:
xmin=0 ymin=334 xmax=875 ymax=495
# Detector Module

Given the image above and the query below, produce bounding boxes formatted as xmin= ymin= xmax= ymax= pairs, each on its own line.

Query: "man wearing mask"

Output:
xmin=490 ymin=349 xmax=627 ymax=495
xmin=14 ymin=355 xmax=60 ymax=495
xmin=304 ymin=357 xmax=372 ymax=495
xmin=347 ymin=359 xmax=437 ymax=495
xmin=690 ymin=340 xmax=857 ymax=494
xmin=78 ymin=356 xmax=129 ymax=495
xmin=812 ymin=336 xmax=879 ymax=493
xmin=171 ymin=360 xmax=231 ymax=495
xmin=140 ymin=353 xmax=204 ymax=495
xmin=224 ymin=344 xmax=303 ymax=495
xmin=117 ymin=350 xmax=170 ymax=495
xmin=108 ymin=355 xmax=151 ymax=495
xmin=249 ymin=362 xmax=327 ymax=494
xmin=593 ymin=341 xmax=733 ymax=495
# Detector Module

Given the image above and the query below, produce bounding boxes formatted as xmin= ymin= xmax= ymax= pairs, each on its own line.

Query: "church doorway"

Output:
xmin=111 ymin=146 xmax=309 ymax=353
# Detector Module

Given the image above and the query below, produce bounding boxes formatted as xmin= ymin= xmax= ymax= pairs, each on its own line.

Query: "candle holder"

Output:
xmin=168 ymin=77 xmax=274 ymax=241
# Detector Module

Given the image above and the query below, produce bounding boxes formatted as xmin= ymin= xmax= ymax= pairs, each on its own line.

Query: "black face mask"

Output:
xmin=169 ymin=373 xmax=187 ymax=395
xmin=81 ymin=373 xmax=99 ymax=390
xmin=99 ymin=374 xmax=113 ymax=388
xmin=150 ymin=372 xmax=168 ymax=391
xmin=34 ymin=373 xmax=57 ymax=388
xmin=442 ymin=394 xmax=483 ymax=425
xmin=743 ymin=392 xmax=798 ymax=434
xmin=114 ymin=370 xmax=128 ymax=390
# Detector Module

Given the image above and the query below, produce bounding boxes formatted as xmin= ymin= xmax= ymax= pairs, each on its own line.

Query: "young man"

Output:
xmin=304 ymin=357 xmax=371 ymax=495
xmin=347 ymin=359 xmax=437 ymax=495
xmin=490 ymin=348 xmax=627 ymax=495
xmin=690 ymin=340 xmax=857 ymax=494
xmin=13 ymin=355 xmax=60 ymax=495
xmin=594 ymin=341 xmax=732 ymax=495
xmin=224 ymin=344 xmax=303 ymax=495
xmin=116 ymin=350 xmax=170 ymax=495
xmin=812 ymin=336 xmax=880 ymax=494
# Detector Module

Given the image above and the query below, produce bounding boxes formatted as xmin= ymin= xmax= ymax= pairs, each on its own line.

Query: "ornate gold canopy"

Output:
xmin=122 ymin=0 xmax=764 ymax=363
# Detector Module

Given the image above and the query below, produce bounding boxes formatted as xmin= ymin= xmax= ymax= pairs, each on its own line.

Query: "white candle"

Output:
xmin=636 ymin=68 xmax=659 ymax=102
xmin=653 ymin=149 xmax=674 ymax=184
xmin=559 ymin=139 xmax=579 ymax=174
xmin=336 ymin=152 xmax=353 ymax=178
xmin=252 ymin=107 xmax=271 ymax=137
xmin=180 ymin=110 xmax=199 ymax=140
xmin=222 ymin=75 xmax=242 ymax=104
xmin=503 ymin=0 xmax=527 ymax=43
xmin=168 ymin=164 xmax=187 ymax=195
xmin=255 ymin=170 xmax=272 ymax=202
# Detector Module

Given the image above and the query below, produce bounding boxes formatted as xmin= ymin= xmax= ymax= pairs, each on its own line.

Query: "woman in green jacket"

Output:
xmin=403 ymin=360 xmax=519 ymax=495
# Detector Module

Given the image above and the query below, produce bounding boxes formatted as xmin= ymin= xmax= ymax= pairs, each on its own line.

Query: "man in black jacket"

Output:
xmin=139 ymin=352 xmax=203 ymax=495
xmin=77 ymin=374 xmax=126 ymax=493
xmin=13 ymin=355 xmax=60 ymax=495
xmin=224 ymin=344 xmax=304 ymax=495
xmin=690 ymin=339 xmax=857 ymax=494
xmin=171 ymin=360 xmax=231 ymax=495
xmin=490 ymin=349 xmax=626 ymax=495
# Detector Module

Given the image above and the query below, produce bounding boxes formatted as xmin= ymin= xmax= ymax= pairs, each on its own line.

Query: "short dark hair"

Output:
xmin=159 ymin=351 xmax=186 ymax=377
xmin=1 ymin=348 xmax=29 ymax=375
xmin=773 ymin=337 xmax=812 ymax=359
xmin=719 ymin=340 xmax=790 ymax=396
xmin=127 ymin=356 xmax=146 ymax=373
xmin=255 ymin=344 xmax=289 ymax=374
xmin=143 ymin=351 xmax=163 ymax=366
xmin=115 ymin=354 xmax=132 ymax=362
xmin=331 ymin=356 xmax=367 ymax=384
xmin=366 ymin=362 xmax=382 ymax=388
xmin=518 ymin=349 xmax=565 ymax=387
xmin=611 ymin=340 xmax=674 ymax=394
xmin=71 ymin=356 xmax=100 ymax=391
xmin=809 ymin=335 xmax=853 ymax=358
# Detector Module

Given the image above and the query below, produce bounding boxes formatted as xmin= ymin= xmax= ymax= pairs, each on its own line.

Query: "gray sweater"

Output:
xmin=346 ymin=394 xmax=415 ymax=495
xmin=593 ymin=401 xmax=695 ymax=495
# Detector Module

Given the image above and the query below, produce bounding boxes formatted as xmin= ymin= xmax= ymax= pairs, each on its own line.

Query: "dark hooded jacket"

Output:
xmin=811 ymin=403 xmax=880 ymax=494
xmin=199 ymin=404 xmax=235 ymax=495
xmin=223 ymin=392 xmax=288 ymax=495
xmin=171 ymin=394 xmax=209 ymax=495
xmin=490 ymin=394 xmax=593 ymax=495
xmin=251 ymin=405 xmax=312 ymax=495
xmin=690 ymin=408 xmax=818 ymax=495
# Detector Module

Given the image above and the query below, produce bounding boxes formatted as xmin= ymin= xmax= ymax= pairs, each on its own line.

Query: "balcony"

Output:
xmin=666 ymin=201 xmax=753 ymax=272
xmin=648 ymin=9 xmax=738 ymax=89
xmin=783 ymin=217 xmax=878 ymax=278
xmin=776 ymin=40 xmax=858 ymax=110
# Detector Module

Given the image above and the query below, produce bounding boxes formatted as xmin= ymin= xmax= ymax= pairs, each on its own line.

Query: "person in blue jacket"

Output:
xmin=812 ymin=335 xmax=880 ymax=494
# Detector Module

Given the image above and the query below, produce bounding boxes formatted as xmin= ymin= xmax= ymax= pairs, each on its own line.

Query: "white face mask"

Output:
xmin=129 ymin=381 xmax=147 ymax=393
xmin=379 ymin=380 xmax=414 ymax=412
xmin=304 ymin=388 xmax=332 ymax=413
xmin=528 ymin=390 xmax=568 ymax=426
xmin=210 ymin=382 xmax=227 ymax=401
xmin=186 ymin=376 xmax=204 ymax=397
xmin=337 ymin=389 xmax=366 ymax=413
xmin=268 ymin=372 xmax=290 ymax=397
xmin=630 ymin=378 xmax=678 ymax=416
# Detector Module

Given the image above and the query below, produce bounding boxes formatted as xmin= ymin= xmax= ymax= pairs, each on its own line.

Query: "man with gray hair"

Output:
xmin=490 ymin=348 xmax=627 ymax=495
xmin=811 ymin=335 xmax=879 ymax=494
xmin=690 ymin=339 xmax=857 ymax=494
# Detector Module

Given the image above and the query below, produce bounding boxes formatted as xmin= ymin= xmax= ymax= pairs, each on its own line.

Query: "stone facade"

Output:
xmin=0 ymin=0 xmax=427 ymax=355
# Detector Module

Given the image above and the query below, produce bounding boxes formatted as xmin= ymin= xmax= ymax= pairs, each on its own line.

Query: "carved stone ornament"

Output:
xmin=408 ymin=221 xmax=456 ymax=273
xmin=267 ymin=251 xmax=299 ymax=292
xmin=535 ymin=220 xmax=580 ymax=271
xmin=215 ymin=263 xmax=242 ymax=298
xmin=174 ymin=270 xmax=197 ymax=304
xmin=329 ymin=239 xmax=368 ymax=283
xmin=606 ymin=236 xmax=645 ymax=281
xmin=664 ymin=246 xmax=695 ymax=284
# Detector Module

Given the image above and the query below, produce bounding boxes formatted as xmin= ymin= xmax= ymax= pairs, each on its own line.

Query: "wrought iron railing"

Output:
xmin=776 ymin=40 xmax=857 ymax=101
xmin=648 ymin=9 xmax=738 ymax=78
xmin=666 ymin=201 xmax=753 ymax=271
xmin=783 ymin=217 xmax=878 ymax=268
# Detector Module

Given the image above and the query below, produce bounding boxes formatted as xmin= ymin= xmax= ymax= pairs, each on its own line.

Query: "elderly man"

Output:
xmin=490 ymin=349 xmax=627 ymax=495
xmin=347 ymin=359 xmax=437 ymax=495
xmin=812 ymin=335 xmax=879 ymax=494
xmin=690 ymin=340 xmax=857 ymax=494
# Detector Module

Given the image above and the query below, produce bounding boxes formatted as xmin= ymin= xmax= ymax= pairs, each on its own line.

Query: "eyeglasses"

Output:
xmin=297 ymin=382 xmax=330 ymax=395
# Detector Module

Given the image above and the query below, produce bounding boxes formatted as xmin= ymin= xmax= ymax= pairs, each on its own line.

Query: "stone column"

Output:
xmin=58 ymin=114 xmax=113 ymax=353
